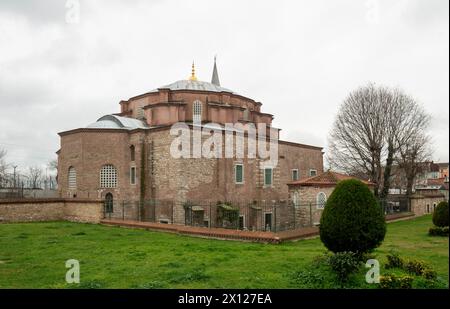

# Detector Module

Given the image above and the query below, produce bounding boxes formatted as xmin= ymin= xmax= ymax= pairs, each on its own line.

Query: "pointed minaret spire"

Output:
xmin=189 ymin=61 xmax=198 ymax=81
xmin=211 ymin=56 xmax=220 ymax=86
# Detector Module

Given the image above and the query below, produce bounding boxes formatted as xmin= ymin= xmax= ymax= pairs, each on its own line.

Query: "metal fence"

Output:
xmin=103 ymin=199 xmax=326 ymax=232
xmin=102 ymin=196 xmax=411 ymax=232
xmin=182 ymin=200 xmax=327 ymax=232
xmin=103 ymin=199 xmax=175 ymax=223
xmin=379 ymin=196 xmax=410 ymax=215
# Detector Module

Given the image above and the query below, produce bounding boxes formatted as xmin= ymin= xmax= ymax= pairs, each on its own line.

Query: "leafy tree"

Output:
xmin=432 ymin=201 xmax=449 ymax=228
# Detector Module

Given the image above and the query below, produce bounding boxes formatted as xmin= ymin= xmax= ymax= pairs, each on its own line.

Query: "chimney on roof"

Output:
xmin=211 ymin=56 xmax=220 ymax=86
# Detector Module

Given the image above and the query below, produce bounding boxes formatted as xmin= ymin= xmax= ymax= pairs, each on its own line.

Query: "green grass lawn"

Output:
xmin=0 ymin=215 xmax=448 ymax=288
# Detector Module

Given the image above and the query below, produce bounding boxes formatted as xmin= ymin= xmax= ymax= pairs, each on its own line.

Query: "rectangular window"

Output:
xmin=264 ymin=168 xmax=273 ymax=186
xmin=137 ymin=106 xmax=144 ymax=119
xmin=235 ymin=164 xmax=244 ymax=184
xmin=309 ymin=169 xmax=317 ymax=177
xmin=130 ymin=167 xmax=136 ymax=185
xmin=292 ymin=169 xmax=299 ymax=181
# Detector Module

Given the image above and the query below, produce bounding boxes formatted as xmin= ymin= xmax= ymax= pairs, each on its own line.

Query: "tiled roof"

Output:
xmin=288 ymin=170 xmax=374 ymax=187
xmin=426 ymin=178 xmax=447 ymax=186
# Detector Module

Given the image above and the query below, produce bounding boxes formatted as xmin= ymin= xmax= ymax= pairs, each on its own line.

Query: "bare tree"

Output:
xmin=47 ymin=159 xmax=57 ymax=171
xmin=396 ymin=133 xmax=432 ymax=197
xmin=327 ymin=83 xmax=431 ymax=197
xmin=328 ymin=83 xmax=388 ymax=196
xmin=380 ymin=89 xmax=431 ymax=198
xmin=0 ymin=149 xmax=7 ymax=186
xmin=28 ymin=166 xmax=43 ymax=189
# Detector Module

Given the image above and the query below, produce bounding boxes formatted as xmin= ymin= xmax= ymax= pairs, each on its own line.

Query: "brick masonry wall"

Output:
xmin=58 ymin=127 xmax=324 ymax=224
xmin=0 ymin=199 xmax=104 ymax=223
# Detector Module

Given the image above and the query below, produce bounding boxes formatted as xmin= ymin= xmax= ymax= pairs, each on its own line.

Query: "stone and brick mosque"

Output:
xmin=57 ymin=59 xmax=324 ymax=214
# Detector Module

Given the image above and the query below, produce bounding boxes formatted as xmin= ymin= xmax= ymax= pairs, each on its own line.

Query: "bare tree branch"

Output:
xmin=327 ymin=83 xmax=431 ymax=197
xmin=28 ymin=166 xmax=43 ymax=189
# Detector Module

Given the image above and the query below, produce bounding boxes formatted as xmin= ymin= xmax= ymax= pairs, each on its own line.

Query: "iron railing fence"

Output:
xmin=378 ymin=196 xmax=411 ymax=215
xmin=103 ymin=199 xmax=175 ymax=223
xmin=102 ymin=196 xmax=411 ymax=232
xmin=103 ymin=199 xmax=325 ymax=232
xmin=182 ymin=199 xmax=326 ymax=232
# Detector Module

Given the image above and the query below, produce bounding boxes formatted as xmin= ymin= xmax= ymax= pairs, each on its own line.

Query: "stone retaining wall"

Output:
xmin=0 ymin=199 xmax=104 ymax=223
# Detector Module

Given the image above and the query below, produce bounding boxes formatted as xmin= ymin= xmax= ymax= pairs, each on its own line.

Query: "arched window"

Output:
xmin=100 ymin=164 xmax=117 ymax=188
xmin=130 ymin=145 xmax=135 ymax=162
xmin=293 ymin=191 xmax=299 ymax=207
xmin=316 ymin=192 xmax=327 ymax=209
xmin=193 ymin=100 xmax=202 ymax=123
xmin=68 ymin=166 xmax=77 ymax=190
xmin=105 ymin=193 xmax=113 ymax=213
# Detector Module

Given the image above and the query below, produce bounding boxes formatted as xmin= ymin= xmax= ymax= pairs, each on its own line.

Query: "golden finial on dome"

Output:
xmin=189 ymin=61 xmax=197 ymax=81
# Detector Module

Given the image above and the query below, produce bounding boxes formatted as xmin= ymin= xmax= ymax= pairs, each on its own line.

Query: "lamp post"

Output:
xmin=13 ymin=165 xmax=18 ymax=188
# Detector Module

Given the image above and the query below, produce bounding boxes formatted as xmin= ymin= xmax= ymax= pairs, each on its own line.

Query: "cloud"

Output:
xmin=0 ymin=0 xmax=448 ymax=173
xmin=0 ymin=0 xmax=65 ymax=24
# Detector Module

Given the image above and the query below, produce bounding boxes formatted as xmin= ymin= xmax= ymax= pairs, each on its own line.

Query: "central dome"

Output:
xmin=153 ymin=79 xmax=236 ymax=94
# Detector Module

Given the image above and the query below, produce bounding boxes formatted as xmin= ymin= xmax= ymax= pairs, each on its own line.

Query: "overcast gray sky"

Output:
xmin=0 ymin=0 xmax=448 ymax=174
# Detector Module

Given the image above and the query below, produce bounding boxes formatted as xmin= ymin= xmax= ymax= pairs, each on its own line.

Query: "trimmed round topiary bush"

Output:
xmin=319 ymin=179 xmax=386 ymax=254
xmin=432 ymin=201 xmax=449 ymax=227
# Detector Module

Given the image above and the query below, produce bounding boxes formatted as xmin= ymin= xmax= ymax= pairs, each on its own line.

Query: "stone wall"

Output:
xmin=410 ymin=194 xmax=446 ymax=216
xmin=0 ymin=199 xmax=104 ymax=223
xmin=58 ymin=126 xmax=324 ymax=225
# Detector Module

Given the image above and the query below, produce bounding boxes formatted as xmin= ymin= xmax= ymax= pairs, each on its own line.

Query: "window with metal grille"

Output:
xmin=235 ymin=164 xmax=244 ymax=184
xmin=100 ymin=164 xmax=117 ymax=188
xmin=193 ymin=100 xmax=202 ymax=123
xmin=68 ymin=166 xmax=76 ymax=189
xmin=264 ymin=168 xmax=273 ymax=186
xmin=316 ymin=192 xmax=327 ymax=209
xmin=130 ymin=166 xmax=136 ymax=185
xmin=292 ymin=169 xmax=299 ymax=181
xmin=136 ymin=106 xmax=144 ymax=119
xmin=130 ymin=145 xmax=135 ymax=161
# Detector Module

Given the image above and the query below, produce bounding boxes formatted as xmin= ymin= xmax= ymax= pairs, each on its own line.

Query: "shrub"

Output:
xmin=385 ymin=254 xmax=437 ymax=280
xmin=311 ymin=252 xmax=332 ymax=267
xmin=319 ymin=179 xmax=386 ymax=254
xmin=422 ymin=268 xmax=438 ymax=280
xmin=385 ymin=252 xmax=404 ymax=269
xmin=379 ymin=274 xmax=413 ymax=289
xmin=432 ymin=201 xmax=449 ymax=227
xmin=291 ymin=269 xmax=327 ymax=288
xmin=404 ymin=259 xmax=430 ymax=277
xmin=429 ymin=226 xmax=449 ymax=237
xmin=328 ymin=251 xmax=362 ymax=283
